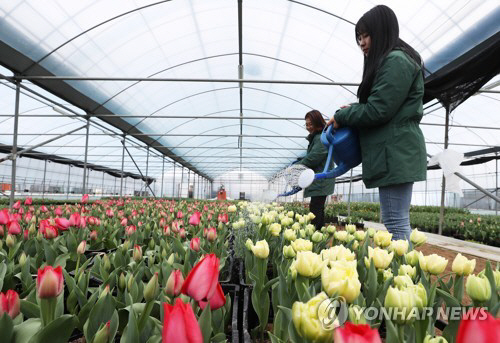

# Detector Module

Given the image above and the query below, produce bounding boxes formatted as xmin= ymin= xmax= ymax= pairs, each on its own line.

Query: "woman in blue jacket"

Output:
xmin=328 ymin=5 xmax=427 ymax=240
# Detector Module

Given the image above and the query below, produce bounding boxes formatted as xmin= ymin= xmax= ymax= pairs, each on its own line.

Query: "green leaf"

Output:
xmin=211 ymin=332 xmax=227 ymax=343
xmin=198 ymin=303 xmax=212 ymax=343
xmin=384 ymin=318 xmax=402 ymax=343
xmin=27 ymin=314 xmax=77 ymax=343
xmin=0 ymin=313 xmax=14 ymax=343
xmin=20 ymin=299 xmax=40 ymax=319
xmin=13 ymin=318 xmax=41 ymax=343
xmin=84 ymin=293 xmax=116 ymax=342
xmin=366 ymin=259 xmax=377 ymax=307
xmin=277 ymin=306 xmax=292 ymax=321
xmin=436 ymin=288 xmax=460 ymax=308
xmin=42 ymin=241 xmax=57 ymax=266
xmin=268 ymin=331 xmax=286 ymax=343
xmin=121 ymin=304 xmax=139 ymax=343
xmin=484 ymin=261 xmax=499 ymax=310
xmin=453 ymin=275 xmax=464 ymax=305
xmin=0 ymin=262 xmax=7 ymax=290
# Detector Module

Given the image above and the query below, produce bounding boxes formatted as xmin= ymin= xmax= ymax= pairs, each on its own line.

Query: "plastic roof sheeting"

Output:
xmin=0 ymin=0 xmax=499 ymax=180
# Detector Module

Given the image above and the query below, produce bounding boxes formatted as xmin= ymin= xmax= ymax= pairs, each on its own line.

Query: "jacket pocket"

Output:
xmin=363 ymin=145 xmax=388 ymax=182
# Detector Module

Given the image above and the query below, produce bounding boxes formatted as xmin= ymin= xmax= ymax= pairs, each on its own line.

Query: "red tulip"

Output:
xmin=333 ymin=322 xmax=382 ymax=343
xmin=457 ymin=309 xmax=500 ymax=343
xmin=165 ymin=270 xmax=184 ymax=297
xmin=81 ymin=194 xmax=89 ymax=203
xmin=218 ymin=213 xmax=228 ymax=223
xmin=162 ymin=298 xmax=203 ymax=343
xmin=54 ymin=207 xmax=62 ymax=216
xmin=199 ymin=283 xmax=226 ymax=310
xmin=190 ymin=237 xmax=200 ymax=252
xmin=37 ymin=265 xmax=64 ymax=298
xmin=23 ymin=229 xmax=29 ymax=240
xmin=55 ymin=217 xmax=70 ymax=230
xmin=0 ymin=209 xmax=9 ymax=225
xmin=7 ymin=220 xmax=21 ymax=235
xmin=12 ymin=200 xmax=21 ymax=210
xmin=69 ymin=213 xmax=81 ymax=227
xmin=44 ymin=226 xmax=58 ymax=239
xmin=206 ymin=227 xmax=217 ymax=242
xmin=177 ymin=211 xmax=184 ymax=219
xmin=106 ymin=209 xmax=114 ymax=217
xmin=188 ymin=211 xmax=201 ymax=226
xmin=181 ymin=253 xmax=219 ymax=301
xmin=0 ymin=290 xmax=20 ymax=318
xmin=24 ymin=197 xmax=33 ymax=205
xmin=40 ymin=205 xmax=48 ymax=213
xmin=90 ymin=230 xmax=98 ymax=241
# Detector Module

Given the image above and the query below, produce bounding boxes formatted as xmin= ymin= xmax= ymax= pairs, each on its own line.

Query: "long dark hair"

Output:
xmin=356 ymin=5 xmax=422 ymax=103
xmin=305 ymin=110 xmax=326 ymax=133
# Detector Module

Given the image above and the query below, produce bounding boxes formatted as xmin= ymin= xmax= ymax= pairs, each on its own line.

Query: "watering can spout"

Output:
xmin=299 ymin=125 xmax=361 ymax=188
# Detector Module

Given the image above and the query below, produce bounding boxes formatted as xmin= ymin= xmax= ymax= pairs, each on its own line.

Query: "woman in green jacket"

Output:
xmin=328 ymin=5 xmax=427 ymax=240
xmin=297 ymin=110 xmax=335 ymax=230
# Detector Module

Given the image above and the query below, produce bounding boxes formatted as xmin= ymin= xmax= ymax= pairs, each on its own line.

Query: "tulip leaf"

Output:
xmin=438 ymin=278 xmax=451 ymax=295
xmin=27 ymin=314 xmax=77 ymax=343
xmin=0 ymin=262 xmax=7 ymax=290
xmin=13 ymin=318 xmax=41 ymax=343
xmin=268 ymin=331 xmax=286 ymax=343
xmin=484 ymin=261 xmax=498 ymax=309
xmin=453 ymin=275 xmax=464 ymax=305
xmin=211 ymin=332 xmax=227 ymax=343
xmin=366 ymin=259 xmax=377 ymax=307
xmin=77 ymin=292 xmax=99 ymax=331
xmin=287 ymin=319 xmax=305 ymax=343
xmin=145 ymin=335 xmax=162 ymax=343
xmin=198 ymin=302 xmax=212 ymax=343
xmin=84 ymin=293 xmax=115 ymax=342
xmin=436 ymin=288 xmax=460 ymax=308
xmin=171 ymin=237 xmax=186 ymax=257
xmin=277 ymin=306 xmax=292 ymax=321
xmin=442 ymin=318 xmax=460 ymax=343
xmin=121 ymin=305 xmax=140 ymax=343
xmin=0 ymin=313 xmax=14 ymax=343
xmin=42 ymin=241 xmax=57 ymax=266
xmin=20 ymin=299 xmax=40 ymax=319
xmin=384 ymin=318 xmax=402 ymax=343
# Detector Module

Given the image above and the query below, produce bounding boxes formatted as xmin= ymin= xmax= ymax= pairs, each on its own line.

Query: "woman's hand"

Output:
xmin=327 ymin=116 xmax=340 ymax=129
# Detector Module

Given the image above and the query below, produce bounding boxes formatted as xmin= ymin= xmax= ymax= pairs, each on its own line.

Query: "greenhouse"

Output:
xmin=0 ymin=1 xmax=499 ymax=342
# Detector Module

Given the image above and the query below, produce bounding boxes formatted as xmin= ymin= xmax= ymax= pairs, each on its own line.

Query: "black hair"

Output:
xmin=305 ymin=110 xmax=326 ymax=133
xmin=355 ymin=5 xmax=422 ymax=103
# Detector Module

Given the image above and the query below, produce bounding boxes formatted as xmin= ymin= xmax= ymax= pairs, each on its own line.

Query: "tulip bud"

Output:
xmin=100 ymin=284 xmax=111 ymax=299
xmin=245 ymin=239 xmax=254 ymax=251
xmin=345 ymin=224 xmax=356 ymax=234
xmin=410 ymin=228 xmax=427 ymax=247
xmin=133 ymin=245 xmax=142 ymax=262
xmin=37 ymin=265 xmax=64 ymax=298
xmin=118 ymin=273 xmax=126 ymax=291
xmin=144 ymin=272 xmax=159 ymax=302
xmin=367 ymin=227 xmax=375 ymax=237
xmin=6 ymin=234 xmax=15 ymax=248
xmin=283 ymin=245 xmax=296 ymax=259
xmin=465 ymin=274 xmax=491 ymax=302
xmin=383 ymin=269 xmax=394 ymax=281
xmin=77 ymin=240 xmax=87 ymax=255
xmin=354 ymin=230 xmax=366 ymax=241
xmin=148 ymin=238 xmax=155 ymax=250
xmin=394 ymin=275 xmax=414 ymax=289
xmin=451 ymin=253 xmax=476 ymax=276
xmin=0 ymin=290 xmax=20 ymax=319
xmin=405 ymin=250 xmax=419 ymax=266
xmin=311 ymin=231 xmax=323 ymax=243
xmin=326 ymin=225 xmax=336 ymax=234
xmin=127 ymin=274 xmax=135 ymax=291
xmin=19 ymin=252 xmax=27 ymax=267
xmin=102 ymin=254 xmax=111 ymax=271
xmin=423 ymin=335 xmax=448 ymax=343
xmin=251 ymin=240 xmax=269 ymax=259
xmin=167 ymin=253 xmax=175 ymax=265
xmin=93 ymin=321 xmax=111 ymax=343
xmin=165 ymin=270 xmax=184 ymax=297
xmin=374 ymin=230 xmax=392 ymax=248
xmin=398 ymin=264 xmax=416 ymax=280
xmin=90 ymin=230 xmax=98 ymax=241
xmin=207 ymin=227 xmax=217 ymax=242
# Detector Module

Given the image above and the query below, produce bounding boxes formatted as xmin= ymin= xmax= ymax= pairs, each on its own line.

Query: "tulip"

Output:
xmin=394 ymin=275 xmax=414 ymax=289
xmin=69 ymin=212 xmax=81 ymax=227
xmin=166 ymin=270 xmax=184 ymax=297
xmin=374 ymin=231 xmax=392 ymax=248
xmin=206 ymin=227 xmax=217 ymax=242
xmin=354 ymin=230 xmax=366 ymax=241
xmin=456 ymin=309 xmax=500 ymax=343
xmin=405 ymin=250 xmax=419 ymax=266
xmin=77 ymin=240 xmax=87 ymax=255
xmin=7 ymin=220 xmax=21 ymax=235
xmin=321 ymin=245 xmax=356 ymax=262
xmin=284 ymin=228 xmax=297 ymax=241
xmin=398 ymin=264 xmax=416 ymax=279
xmin=19 ymin=252 xmax=27 ymax=267
xmin=283 ymin=245 xmax=296 ymax=258
xmin=163 ymin=298 xmax=203 ymax=343
xmin=54 ymin=207 xmax=62 ymax=216
xmin=44 ymin=226 xmax=58 ymax=239
xmin=383 ymin=269 xmax=394 ymax=281
xmin=181 ymin=253 xmax=219 ymax=301
xmin=81 ymin=194 xmax=89 ymax=203
xmin=144 ymin=272 xmax=159 ymax=302
xmin=326 ymin=225 xmax=336 ymax=234
xmin=245 ymin=239 xmax=254 ymax=251
xmin=334 ymin=231 xmax=349 ymax=242
xmin=345 ymin=224 xmax=356 ymax=234
xmin=0 ymin=290 xmax=20 ymax=318
xmin=251 ymin=240 xmax=269 ymax=259
xmin=333 ymin=322 xmax=382 ymax=343
xmin=364 ymin=247 xmax=394 ymax=270
xmin=384 ymin=286 xmax=417 ymax=324
xmin=292 ymin=292 xmax=334 ymax=342
xmin=90 ymin=230 xmax=98 ymax=241
xmin=452 ymin=253 xmax=476 ymax=276
xmin=311 ymin=231 xmax=323 ymax=243
xmin=418 ymin=253 xmax=448 ymax=275
xmin=410 ymin=283 xmax=428 ymax=309
xmin=291 ymin=238 xmax=313 ymax=252
xmin=305 ymin=224 xmax=316 ymax=236
xmin=188 ymin=211 xmax=201 ymax=226
xmin=269 ymin=223 xmax=281 ymax=236
xmin=199 ymin=283 xmax=226 ymax=310
xmin=12 ymin=200 xmax=21 ymax=209
xmin=295 ymin=251 xmax=324 ymax=278
xmin=465 ymin=274 xmax=491 ymax=302
xmin=133 ymin=245 xmax=142 ymax=262
xmin=322 ymin=260 xmax=361 ymax=303
xmin=424 ymin=335 xmax=448 ymax=343
xmin=6 ymin=234 xmax=15 ymax=248
xmin=190 ymin=237 xmax=200 ymax=252
xmin=24 ymin=197 xmax=33 ymax=205
xmin=228 ymin=205 xmax=237 ymax=213
xmin=93 ymin=321 xmax=111 ymax=343
xmin=390 ymin=240 xmax=409 ymax=256
xmin=37 ymin=265 xmax=64 ymax=298
xmin=410 ymin=228 xmax=427 ymax=246
xmin=40 ymin=205 xmax=48 ymax=213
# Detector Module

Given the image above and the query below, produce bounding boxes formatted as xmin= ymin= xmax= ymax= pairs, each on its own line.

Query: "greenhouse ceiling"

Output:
xmin=0 ymin=0 xmax=499 ymax=181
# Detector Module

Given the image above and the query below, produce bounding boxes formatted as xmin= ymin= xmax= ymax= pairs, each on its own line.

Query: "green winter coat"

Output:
xmin=335 ymin=50 xmax=427 ymax=189
xmin=297 ymin=132 xmax=335 ymax=198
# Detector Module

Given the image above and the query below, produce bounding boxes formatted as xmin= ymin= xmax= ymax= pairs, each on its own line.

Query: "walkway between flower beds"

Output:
xmin=356 ymin=220 xmax=500 ymax=262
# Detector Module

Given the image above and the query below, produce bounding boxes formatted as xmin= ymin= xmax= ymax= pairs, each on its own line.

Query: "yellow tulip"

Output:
xmin=292 ymin=292 xmax=334 ymax=342
xmin=354 ymin=230 xmax=366 ymax=241
xmin=398 ymin=264 xmax=416 ymax=279
xmin=410 ymin=228 xmax=427 ymax=247
xmin=405 ymin=250 xmax=420 ymax=267
xmin=465 ymin=274 xmax=491 ymax=302
xmin=418 ymin=252 xmax=448 ymax=275
xmin=374 ymin=231 xmax=392 ymax=248
xmin=394 ymin=275 xmax=414 ymax=289
xmin=345 ymin=224 xmax=356 ymax=234
xmin=334 ymin=231 xmax=348 ymax=242
xmin=390 ymin=240 xmax=409 ymax=256
xmin=295 ymin=251 xmax=324 ymax=278
xmin=284 ymin=228 xmax=297 ymax=241
xmin=291 ymin=238 xmax=313 ymax=252
xmin=322 ymin=260 xmax=361 ymax=303
xmin=251 ymin=240 xmax=269 ymax=259
xmin=384 ymin=286 xmax=417 ymax=324
xmin=451 ymin=253 xmax=476 ymax=276
xmin=269 ymin=223 xmax=282 ymax=237
xmin=423 ymin=335 xmax=448 ymax=343
xmin=365 ymin=246 xmax=394 ymax=270
xmin=321 ymin=245 xmax=356 ymax=262
xmin=283 ymin=245 xmax=296 ymax=259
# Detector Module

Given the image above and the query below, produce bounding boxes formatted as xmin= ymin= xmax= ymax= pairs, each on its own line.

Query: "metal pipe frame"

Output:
xmin=123 ymin=145 xmax=156 ymax=197
xmin=9 ymin=80 xmax=20 ymax=207
xmin=120 ymin=137 xmax=125 ymax=196
xmin=161 ymin=157 xmax=165 ymax=197
xmin=82 ymin=116 xmax=90 ymax=194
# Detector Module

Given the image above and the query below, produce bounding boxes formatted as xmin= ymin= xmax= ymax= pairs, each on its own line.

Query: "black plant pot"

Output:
xmin=220 ymin=255 xmax=234 ymax=284
xmin=220 ymin=284 xmax=241 ymax=343
xmin=239 ymin=260 xmax=253 ymax=288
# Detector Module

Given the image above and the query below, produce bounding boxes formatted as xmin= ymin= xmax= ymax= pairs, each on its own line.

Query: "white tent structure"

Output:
xmin=0 ymin=1 xmax=499 ymax=213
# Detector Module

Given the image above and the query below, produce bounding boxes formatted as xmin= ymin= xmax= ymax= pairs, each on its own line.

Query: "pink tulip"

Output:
xmin=55 ymin=217 xmax=70 ymax=231
xmin=165 ymin=270 xmax=184 ymax=297
xmin=190 ymin=237 xmax=200 ymax=252
xmin=54 ymin=207 xmax=62 ymax=216
xmin=0 ymin=290 xmax=20 ymax=319
xmin=179 ymin=228 xmax=186 ymax=239
xmin=69 ymin=213 xmax=81 ymax=227
xmin=333 ymin=322 xmax=382 ymax=343
xmin=0 ymin=209 xmax=9 ymax=225
xmin=189 ymin=211 xmax=202 ymax=226
xmin=40 ymin=205 xmax=48 ymax=213
xmin=12 ymin=200 xmax=21 ymax=210
xmin=81 ymin=194 xmax=89 ymax=203
xmin=106 ymin=209 xmax=114 ymax=218
xmin=218 ymin=213 xmax=228 ymax=223
xmin=162 ymin=298 xmax=203 ymax=343
xmin=24 ymin=197 xmax=32 ymax=206
xmin=207 ymin=227 xmax=217 ymax=242
xmin=37 ymin=265 xmax=64 ymax=298
xmin=177 ymin=211 xmax=184 ymax=219
xmin=44 ymin=226 xmax=58 ymax=239
xmin=181 ymin=253 xmax=219 ymax=301
xmin=457 ymin=309 xmax=500 ymax=343
xmin=120 ymin=218 xmax=128 ymax=226
xmin=199 ymin=283 xmax=226 ymax=311
xmin=163 ymin=225 xmax=171 ymax=236
xmin=7 ymin=220 xmax=21 ymax=235
xmin=90 ymin=230 xmax=98 ymax=241
xmin=23 ymin=229 xmax=29 ymax=240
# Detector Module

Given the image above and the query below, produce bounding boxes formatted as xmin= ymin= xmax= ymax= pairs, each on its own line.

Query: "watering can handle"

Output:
xmin=321 ymin=125 xmax=335 ymax=174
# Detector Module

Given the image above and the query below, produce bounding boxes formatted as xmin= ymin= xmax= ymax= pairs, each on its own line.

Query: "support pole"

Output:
xmin=497 ymin=152 xmax=498 ymax=216
xmin=67 ymin=165 xmax=71 ymax=200
xmin=347 ymin=169 xmax=353 ymax=218
xmin=173 ymin=163 xmax=176 ymax=198
xmin=82 ymin=115 xmax=90 ymax=195
xmin=120 ymin=136 xmax=125 ymax=197
xmin=145 ymin=146 xmax=149 ymax=195
xmin=161 ymin=157 xmax=165 ymax=198
xmin=101 ymin=170 xmax=105 ymax=196
xmin=42 ymin=159 xmax=47 ymax=200
xmin=187 ymin=170 xmax=191 ymax=198
xmin=438 ymin=105 xmax=450 ymax=235
xmin=9 ymin=79 xmax=21 ymax=208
